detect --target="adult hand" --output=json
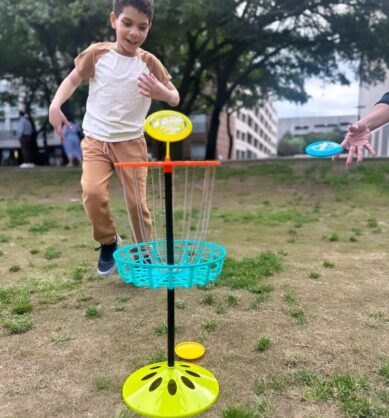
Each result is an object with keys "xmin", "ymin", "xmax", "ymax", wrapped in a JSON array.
[
  {"xmin": 333, "ymin": 122, "xmax": 376, "ymax": 167},
  {"xmin": 49, "ymin": 105, "xmax": 71, "ymax": 140},
  {"xmin": 137, "ymin": 73, "xmax": 172, "ymax": 103}
]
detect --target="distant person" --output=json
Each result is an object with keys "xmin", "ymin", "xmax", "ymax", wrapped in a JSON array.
[
  {"xmin": 62, "ymin": 118, "xmax": 83, "ymax": 167},
  {"xmin": 333, "ymin": 92, "xmax": 389, "ymax": 166},
  {"xmin": 17, "ymin": 110, "xmax": 35, "ymax": 168},
  {"xmin": 48, "ymin": 0, "xmax": 179, "ymax": 277}
]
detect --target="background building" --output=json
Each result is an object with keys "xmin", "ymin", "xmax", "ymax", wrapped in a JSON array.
[
  {"xmin": 182, "ymin": 99, "xmax": 278, "ymax": 161},
  {"xmin": 234, "ymin": 101, "xmax": 278, "ymax": 160},
  {"xmin": 278, "ymin": 114, "xmax": 357, "ymax": 143}
]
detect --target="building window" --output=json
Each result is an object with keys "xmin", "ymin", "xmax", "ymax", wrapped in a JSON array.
[{"xmin": 190, "ymin": 143, "xmax": 206, "ymax": 160}]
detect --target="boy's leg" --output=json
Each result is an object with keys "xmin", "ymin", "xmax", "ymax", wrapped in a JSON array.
[
  {"xmin": 81, "ymin": 136, "xmax": 117, "ymax": 245},
  {"xmin": 111, "ymin": 136, "xmax": 152, "ymax": 243}
]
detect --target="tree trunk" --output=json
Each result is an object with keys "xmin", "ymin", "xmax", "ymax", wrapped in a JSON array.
[
  {"xmin": 226, "ymin": 110, "xmax": 234, "ymax": 160},
  {"xmin": 205, "ymin": 104, "xmax": 223, "ymax": 160}
]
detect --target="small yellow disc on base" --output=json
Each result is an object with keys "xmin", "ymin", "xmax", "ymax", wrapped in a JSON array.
[
  {"xmin": 175, "ymin": 341, "xmax": 206, "ymax": 360},
  {"xmin": 122, "ymin": 361, "xmax": 219, "ymax": 417}
]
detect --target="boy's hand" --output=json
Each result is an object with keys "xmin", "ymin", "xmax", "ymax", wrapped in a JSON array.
[
  {"xmin": 333, "ymin": 122, "xmax": 376, "ymax": 167},
  {"xmin": 138, "ymin": 73, "xmax": 172, "ymax": 103},
  {"xmin": 49, "ymin": 105, "xmax": 71, "ymax": 140}
]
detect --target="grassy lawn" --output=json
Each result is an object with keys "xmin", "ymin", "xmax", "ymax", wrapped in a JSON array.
[{"xmin": 0, "ymin": 159, "xmax": 388, "ymax": 418}]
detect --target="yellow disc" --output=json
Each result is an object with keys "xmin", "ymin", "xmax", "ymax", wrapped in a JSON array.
[
  {"xmin": 175, "ymin": 341, "xmax": 206, "ymax": 360},
  {"xmin": 122, "ymin": 361, "xmax": 219, "ymax": 417},
  {"xmin": 144, "ymin": 110, "xmax": 192, "ymax": 143}
]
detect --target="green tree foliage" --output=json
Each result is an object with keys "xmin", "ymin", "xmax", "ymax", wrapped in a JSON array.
[{"xmin": 0, "ymin": 0, "xmax": 109, "ymax": 116}]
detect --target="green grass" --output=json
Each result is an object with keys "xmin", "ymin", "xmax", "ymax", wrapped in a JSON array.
[
  {"xmin": 289, "ymin": 308, "xmax": 307, "ymax": 325},
  {"xmin": 10, "ymin": 295, "xmax": 33, "ymax": 315},
  {"xmin": 322, "ymin": 260, "xmax": 335, "ymax": 268},
  {"xmin": 215, "ymin": 207, "xmax": 318, "ymax": 227},
  {"xmin": 203, "ymin": 319, "xmax": 217, "ymax": 332},
  {"xmin": 94, "ymin": 376, "xmax": 110, "ymax": 391},
  {"xmin": 2, "ymin": 315, "xmax": 34, "ymax": 334},
  {"xmin": 29, "ymin": 220, "xmax": 58, "ymax": 233},
  {"xmin": 308, "ymin": 271, "xmax": 320, "ymax": 279},
  {"xmin": 149, "ymin": 348, "xmax": 167, "ymax": 363},
  {"xmin": 116, "ymin": 295, "xmax": 130, "ymax": 303},
  {"xmin": 43, "ymin": 246, "xmax": 61, "ymax": 260},
  {"xmin": 0, "ymin": 234, "xmax": 9, "ymax": 243},
  {"xmin": 328, "ymin": 233, "xmax": 340, "ymax": 242},
  {"xmin": 251, "ymin": 293, "xmax": 270, "ymax": 309},
  {"xmin": 218, "ymin": 252, "xmax": 283, "ymax": 290},
  {"xmin": 226, "ymin": 295, "xmax": 238, "ymax": 306},
  {"xmin": 378, "ymin": 361, "xmax": 389, "ymax": 383},
  {"xmin": 367, "ymin": 218, "xmax": 378, "ymax": 228},
  {"xmin": 9, "ymin": 265, "xmax": 21, "ymax": 273},
  {"xmin": 255, "ymin": 336, "xmax": 271, "ymax": 352},
  {"xmin": 201, "ymin": 294, "xmax": 215, "ymax": 306},
  {"xmin": 154, "ymin": 323, "xmax": 168, "ymax": 336},
  {"xmin": 51, "ymin": 332, "xmax": 73, "ymax": 344},
  {"xmin": 215, "ymin": 303, "xmax": 226, "ymax": 314},
  {"xmin": 249, "ymin": 284, "xmax": 274, "ymax": 294},
  {"xmin": 252, "ymin": 368, "xmax": 388, "ymax": 416},
  {"xmin": 282, "ymin": 291, "xmax": 298, "ymax": 305},
  {"xmin": 85, "ymin": 305, "xmax": 102, "ymax": 318},
  {"xmin": 175, "ymin": 298, "xmax": 186, "ymax": 309},
  {"xmin": 1, "ymin": 161, "xmax": 389, "ymax": 417}
]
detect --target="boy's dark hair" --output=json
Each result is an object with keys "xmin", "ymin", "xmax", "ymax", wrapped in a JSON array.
[{"xmin": 113, "ymin": 0, "xmax": 154, "ymax": 21}]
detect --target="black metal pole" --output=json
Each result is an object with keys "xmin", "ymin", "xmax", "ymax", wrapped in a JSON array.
[{"xmin": 165, "ymin": 170, "xmax": 175, "ymax": 367}]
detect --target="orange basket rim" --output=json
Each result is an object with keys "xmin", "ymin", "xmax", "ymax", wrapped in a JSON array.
[{"xmin": 114, "ymin": 160, "xmax": 221, "ymax": 167}]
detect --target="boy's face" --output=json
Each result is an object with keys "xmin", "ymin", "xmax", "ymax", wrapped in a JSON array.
[{"xmin": 110, "ymin": 6, "xmax": 151, "ymax": 56}]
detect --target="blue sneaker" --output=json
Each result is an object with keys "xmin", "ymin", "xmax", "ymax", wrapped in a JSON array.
[{"xmin": 96, "ymin": 235, "xmax": 122, "ymax": 277}]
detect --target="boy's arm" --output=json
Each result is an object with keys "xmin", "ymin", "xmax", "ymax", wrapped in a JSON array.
[
  {"xmin": 138, "ymin": 73, "xmax": 180, "ymax": 107},
  {"xmin": 49, "ymin": 69, "xmax": 84, "ymax": 140}
]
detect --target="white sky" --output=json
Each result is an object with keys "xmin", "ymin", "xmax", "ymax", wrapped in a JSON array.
[{"xmin": 276, "ymin": 75, "xmax": 359, "ymax": 119}]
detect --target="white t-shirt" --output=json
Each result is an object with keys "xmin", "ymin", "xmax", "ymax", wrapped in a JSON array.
[{"xmin": 75, "ymin": 42, "xmax": 171, "ymax": 142}]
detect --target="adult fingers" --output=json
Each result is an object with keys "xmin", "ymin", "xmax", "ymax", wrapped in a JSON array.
[
  {"xmin": 357, "ymin": 145, "xmax": 364, "ymax": 164},
  {"xmin": 365, "ymin": 143, "xmax": 376, "ymax": 157},
  {"xmin": 346, "ymin": 145, "xmax": 356, "ymax": 167},
  {"xmin": 340, "ymin": 138, "xmax": 349, "ymax": 149},
  {"xmin": 333, "ymin": 139, "xmax": 348, "ymax": 161}
]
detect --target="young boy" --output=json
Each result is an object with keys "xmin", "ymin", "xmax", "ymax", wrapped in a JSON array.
[
  {"xmin": 49, "ymin": 0, "xmax": 179, "ymax": 276},
  {"xmin": 333, "ymin": 92, "xmax": 389, "ymax": 166}
]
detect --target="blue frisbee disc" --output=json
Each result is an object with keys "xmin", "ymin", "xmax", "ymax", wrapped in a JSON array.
[{"xmin": 305, "ymin": 140, "xmax": 343, "ymax": 158}]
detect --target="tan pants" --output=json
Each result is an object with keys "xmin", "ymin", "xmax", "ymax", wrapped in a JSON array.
[{"xmin": 81, "ymin": 136, "xmax": 152, "ymax": 245}]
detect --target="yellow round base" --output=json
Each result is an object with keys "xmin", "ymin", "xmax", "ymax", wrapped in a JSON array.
[{"xmin": 122, "ymin": 361, "xmax": 219, "ymax": 417}]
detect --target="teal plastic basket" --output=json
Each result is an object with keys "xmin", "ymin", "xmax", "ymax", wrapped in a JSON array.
[{"xmin": 114, "ymin": 240, "xmax": 226, "ymax": 289}]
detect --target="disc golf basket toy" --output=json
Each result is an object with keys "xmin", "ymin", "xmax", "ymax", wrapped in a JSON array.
[{"xmin": 113, "ymin": 110, "xmax": 226, "ymax": 417}]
